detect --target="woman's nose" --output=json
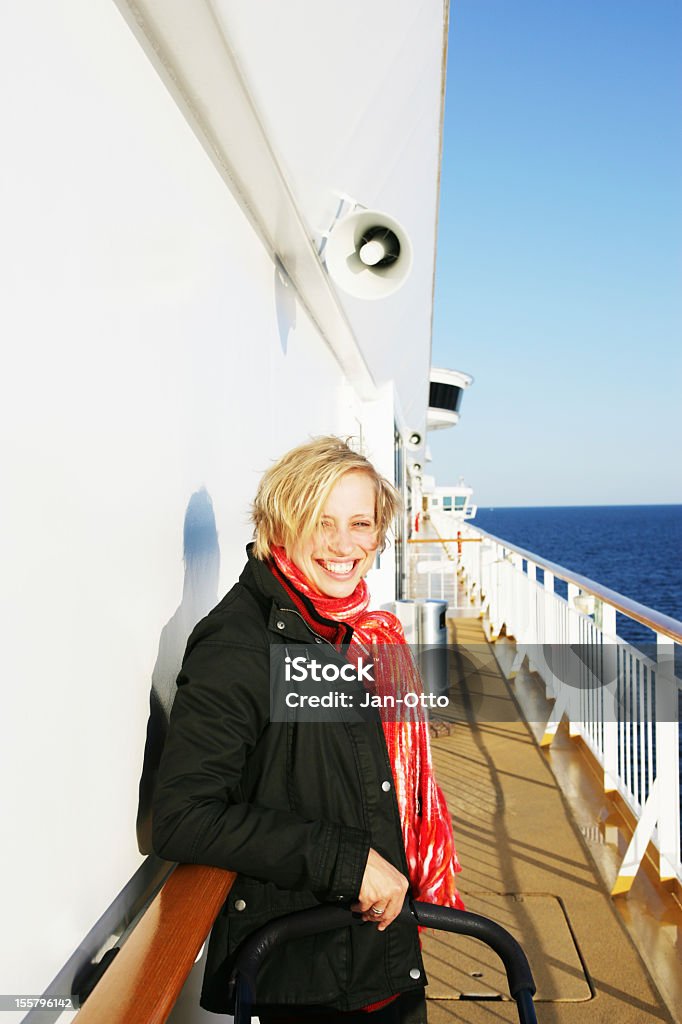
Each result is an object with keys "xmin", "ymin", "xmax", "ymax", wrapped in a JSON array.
[{"xmin": 327, "ymin": 525, "xmax": 354, "ymax": 555}]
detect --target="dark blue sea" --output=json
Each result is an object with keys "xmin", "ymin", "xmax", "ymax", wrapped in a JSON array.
[{"xmin": 472, "ymin": 505, "xmax": 682, "ymax": 648}]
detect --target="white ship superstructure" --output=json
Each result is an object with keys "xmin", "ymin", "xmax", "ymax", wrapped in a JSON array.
[{"xmin": 1, "ymin": 1, "xmax": 446, "ymax": 1018}]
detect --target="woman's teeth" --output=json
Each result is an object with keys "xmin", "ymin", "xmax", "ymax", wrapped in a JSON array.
[{"xmin": 320, "ymin": 560, "xmax": 356, "ymax": 575}]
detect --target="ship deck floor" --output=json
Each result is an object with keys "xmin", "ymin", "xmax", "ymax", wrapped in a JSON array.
[{"xmin": 423, "ymin": 615, "xmax": 678, "ymax": 1024}]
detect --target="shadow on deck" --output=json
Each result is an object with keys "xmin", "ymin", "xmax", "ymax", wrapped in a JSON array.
[{"xmin": 423, "ymin": 617, "xmax": 676, "ymax": 1024}]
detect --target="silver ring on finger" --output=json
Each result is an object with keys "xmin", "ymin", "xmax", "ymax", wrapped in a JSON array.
[{"xmin": 370, "ymin": 905, "xmax": 385, "ymax": 916}]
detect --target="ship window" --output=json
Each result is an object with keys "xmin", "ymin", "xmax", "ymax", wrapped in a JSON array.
[
  {"xmin": 431, "ymin": 498, "xmax": 439, "ymax": 506},
  {"xmin": 454, "ymin": 496, "xmax": 466, "ymax": 509},
  {"xmin": 443, "ymin": 497, "xmax": 453, "ymax": 509},
  {"xmin": 429, "ymin": 382, "xmax": 464, "ymax": 413}
]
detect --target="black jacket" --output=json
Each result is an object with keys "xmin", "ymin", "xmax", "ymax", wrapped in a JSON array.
[{"xmin": 152, "ymin": 546, "xmax": 426, "ymax": 1013}]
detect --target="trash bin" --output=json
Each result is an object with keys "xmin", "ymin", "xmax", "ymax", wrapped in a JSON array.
[
  {"xmin": 417, "ymin": 598, "xmax": 449, "ymax": 697},
  {"xmin": 384, "ymin": 599, "xmax": 418, "ymax": 644}
]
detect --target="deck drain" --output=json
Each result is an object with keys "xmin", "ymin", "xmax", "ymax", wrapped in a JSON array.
[
  {"xmin": 459, "ymin": 994, "xmax": 503, "ymax": 1001},
  {"xmin": 422, "ymin": 892, "xmax": 592, "ymax": 1003}
]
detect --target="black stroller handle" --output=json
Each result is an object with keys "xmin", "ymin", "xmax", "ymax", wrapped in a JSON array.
[{"xmin": 228, "ymin": 898, "xmax": 538, "ymax": 1024}]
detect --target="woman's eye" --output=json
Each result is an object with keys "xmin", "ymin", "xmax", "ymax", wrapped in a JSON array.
[{"xmin": 319, "ymin": 519, "xmax": 374, "ymax": 530}]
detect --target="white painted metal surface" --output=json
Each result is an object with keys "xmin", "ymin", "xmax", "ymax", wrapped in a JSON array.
[
  {"xmin": 208, "ymin": 0, "xmax": 449, "ymax": 442},
  {"xmin": 112, "ymin": 0, "xmax": 378, "ymax": 404},
  {"xmin": 1, "ymin": 0, "xmax": 447, "ymax": 1009}
]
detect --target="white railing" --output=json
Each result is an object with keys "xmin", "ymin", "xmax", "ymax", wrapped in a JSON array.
[
  {"xmin": 407, "ymin": 515, "xmax": 481, "ymax": 606},
  {"xmin": 454, "ymin": 521, "xmax": 682, "ymax": 894},
  {"xmin": 410, "ymin": 550, "xmax": 457, "ymax": 601}
]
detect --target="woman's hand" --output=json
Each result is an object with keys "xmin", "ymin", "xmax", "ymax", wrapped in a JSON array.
[{"xmin": 352, "ymin": 847, "xmax": 409, "ymax": 931}]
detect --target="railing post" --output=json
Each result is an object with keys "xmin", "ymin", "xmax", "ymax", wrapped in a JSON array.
[
  {"xmin": 567, "ymin": 583, "xmax": 579, "ymax": 639},
  {"xmin": 509, "ymin": 553, "xmax": 524, "ymax": 639},
  {"xmin": 481, "ymin": 539, "xmax": 498, "ymax": 639},
  {"xmin": 655, "ymin": 632, "xmax": 681, "ymax": 882},
  {"xmin": 477, "ymin": 530, "xmax": 484, "ymax": 603},
  {"xmin": 600, "ymin": 603, "xmax": 619, "ymax": 794},
  {"xmin": 522, "ymin": 565, "xmax": 532, "ymax": 634},
  {"xmin": 539, "ymin": 571, "xmax": 568, "ymax": 748},
  {"xmin": 544, "ymin": 570, "xmax": 555, "ymax": 633},
  {"xmin": 543, "ymin": 570, "xmax": 555, "ymax": 695},
  {"xmin": 524, "ymin": 562, "xmax": 539, "ymax": 674},
  {"xmin": 505, "ymin": 555, "xmax": 528, "ymax": 680},
  {"xmin": 566, "ymin": 583, "xmax": 581, "ymax": 738},
  {"xmin": 497, "ymin": 544, "xmax": 510, "ymax": 640}
]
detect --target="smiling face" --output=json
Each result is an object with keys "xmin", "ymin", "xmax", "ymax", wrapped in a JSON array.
[{"xmin": 287, "ymin": 471, "xmax": 379, "ymax": 598}]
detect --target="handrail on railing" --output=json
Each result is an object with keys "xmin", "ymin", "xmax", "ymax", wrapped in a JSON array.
[
  {"xmin": 407, "ymin": 537, "xmax": 482, "ymax": 543},
  {"xmin": 74, "ymin": 864, "xmax": 234, "ymax": 1024},
  {"xmin": 412, "ymin": 518, "xmax": 461, "ymax": 562},
  {"xmin": 464, "ymin": 524, "xmax": 682, "ymax": 644}
]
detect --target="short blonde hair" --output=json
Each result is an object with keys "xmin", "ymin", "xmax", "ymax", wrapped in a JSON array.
[{"xmin": 252, "ymin": 436, "xmax": 402, "ymax": 560}]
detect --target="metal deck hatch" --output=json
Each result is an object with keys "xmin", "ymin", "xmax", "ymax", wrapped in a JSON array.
[{"xmin": 422, "ymin": 893, "xmax": 592, "ymax": 1003}]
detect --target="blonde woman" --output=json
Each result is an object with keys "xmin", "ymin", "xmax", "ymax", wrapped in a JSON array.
[{"xmin": 153, "ymin": 437, "xmax": 463, "ymax": 1023}]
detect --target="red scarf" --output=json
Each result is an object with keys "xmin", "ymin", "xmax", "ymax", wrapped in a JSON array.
[{"xmin": 270, "ymin": 547, "xmax": 464, "ymax": 911}]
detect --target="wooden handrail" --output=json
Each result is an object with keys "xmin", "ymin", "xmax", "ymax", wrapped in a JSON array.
[
  {"xmin": 414, "ymin": 520, "xmax": 456, "ymax": 561},
  {"xmin": 75, "ymin": 865, "xmax": 235, "ymax": 1024},
  {"xmin": 407, "ymin": 537, "xmax": 482, "ymax": 543}
]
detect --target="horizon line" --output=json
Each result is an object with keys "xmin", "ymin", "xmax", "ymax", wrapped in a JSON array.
[{"xmin": 472, "ymin": 502, "xmax": 682, "ymax": 510}]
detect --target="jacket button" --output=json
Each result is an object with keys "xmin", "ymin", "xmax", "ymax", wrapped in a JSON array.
[
  {"xmin": 234, "ymin": 899, "xmax": 247, "ymax": 912},
  {"xmin": 409, "ymin": 968, "xmax": 421, "ymax": 980},
  {"xmin": 276, "ymin": 620, "xmax": 285, "ymax": 630},
  {"xmin": 314, "ymin": 637, "xmax": 322, "ymax": 643},
  {"xmin": 381, "ymin": 780, "xmax": 391, "ymax": 792}
]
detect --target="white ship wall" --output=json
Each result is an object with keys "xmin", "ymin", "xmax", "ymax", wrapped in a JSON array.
[
  {"xmin": 0, "ymin": 0, "xmax": 397, "ymax": 1007},
  {"xmin": 211, "ymin": 0, "xmax": 447, "ymax": 439}
]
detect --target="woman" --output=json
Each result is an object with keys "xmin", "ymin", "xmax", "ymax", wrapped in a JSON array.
[{"xmin": 153, "ymin": 437, "xmax": 463, "ymax": 1022}]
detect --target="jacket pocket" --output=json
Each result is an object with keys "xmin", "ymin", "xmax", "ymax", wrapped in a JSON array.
[{"xmin": 218, "ymin": 877, "xmax": 350, "ymax": 1008}]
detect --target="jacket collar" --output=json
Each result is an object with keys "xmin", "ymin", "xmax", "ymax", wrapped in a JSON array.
[{"xmin": 239, "ymin": 544, "xmax": 352, "ymax": 645}]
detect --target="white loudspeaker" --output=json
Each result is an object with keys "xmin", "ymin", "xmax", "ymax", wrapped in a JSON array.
[{"xmin": 325, "ymin": 209, "xmax": 413, "ymax": 300}]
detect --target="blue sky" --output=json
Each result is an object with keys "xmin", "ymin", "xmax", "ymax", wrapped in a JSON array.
[{"xmin": 429, "ymin": 0, "xmax": 682, "ymax": 506}]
